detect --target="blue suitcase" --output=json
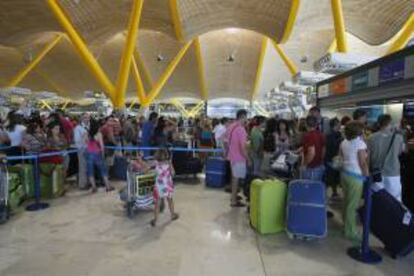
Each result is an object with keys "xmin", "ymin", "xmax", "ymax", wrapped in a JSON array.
[
  {"xmin": 287, "ymin": 180, "xmax": 327, "ymax": 239},
  {"xmin": 364, "ymin": 189, "xmax": 414, "ymax": 258},
  {"xmin": 205, "ymin": 157, "xmax": 229, "ymax": 188}
]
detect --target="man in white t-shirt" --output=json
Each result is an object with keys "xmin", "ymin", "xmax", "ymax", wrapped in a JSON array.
[
  {"xmin": 73, "ymin": 113, "xmax": 90, "ymax": 189},
  {"xmin": 213, "ymin": 118, "xmax": 228, "ymax": 149}
]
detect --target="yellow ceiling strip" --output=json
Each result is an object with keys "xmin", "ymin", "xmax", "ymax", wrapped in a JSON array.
[
  {"xmin": 169, "ymin": 0, "xmax": 185, "ymax": 42},
  {"xmin": 7, "ymin": 34, "xmax": 63, "ymax": 87},
  {"xmin": 113, "ymin": 0, "xmax": 144, "ymax": 108},
  {"xmin": 386, "ymin": 13, "xmax": 414, "ymax": 55},
  {"xmin": 279, "ymin": 0, "xmax": 300, "ymax": 44},
  {"xmin": 194, "ymin": 38, "xmax": 208, "ymax": 101},
  {"xmin": 251, "ymin": 38, "xmax": 268, "ymax": 101}
]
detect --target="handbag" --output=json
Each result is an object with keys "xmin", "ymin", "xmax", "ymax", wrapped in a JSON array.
[{"xmin": 371, "ymin": 132, "xmax": 396, "ymax": 183}]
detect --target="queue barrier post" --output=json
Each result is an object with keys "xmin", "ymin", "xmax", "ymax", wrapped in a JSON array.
[
  {"xmin": 347, "ymin": 177, "xmax": 382, "ymax": 264},
  {"xmin": 26, "ymin": 155, "xmax": 50, "ymax": 211}
]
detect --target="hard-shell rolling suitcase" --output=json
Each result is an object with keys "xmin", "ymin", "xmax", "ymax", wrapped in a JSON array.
[
  {"xmin": 205, "ymin": 157, "xmax": 229, "ymax": 188},
  {"xmin": 0, "ymin": 161, "xmax": 9, "ymax": 223},
  {"xmin": 287, "ymin": 180, "xmax": 327, "ymax": 239},
  {"xmin": 39, "ymin": 164, "xmax": 65, "ymax": 199},
  {"xmin": 367, "ymin": 189, "xmax": 414, "ymax": 258},
  {"xmin": 250, "ymin": 179, "xmax": 287, "ymax": 234}
]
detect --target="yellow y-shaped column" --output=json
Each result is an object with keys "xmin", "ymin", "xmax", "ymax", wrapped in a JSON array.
[
  {"xmin": 8, "ymin": 34, "xmax": 63, "ymax": 87},
  {"xmin": 331, "ymin": 0, "xmax": 348, "ymax": 52},
  {"xmin": 113, "ymin": 0, "xmax": 144, "ymax": 108},
  {"xmin": 143, "ymin": 41, "xmax": 193, "ymax": 107},
  {"xmin": 386, "ymin": 13, "xmax": 414, "ymax": 55},
  {"xmin": 46, "ymin": 0, "xmax": 115, "ymax": 101}
]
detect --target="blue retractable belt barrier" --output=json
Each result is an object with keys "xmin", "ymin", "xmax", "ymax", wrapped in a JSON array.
[
  {"xmin": 104, "ymin": 145, "xmax": 223, "ymax": 153},
  {"xmin": 347, "ymin": 177, "xmax": 382, "ymax": 264}
]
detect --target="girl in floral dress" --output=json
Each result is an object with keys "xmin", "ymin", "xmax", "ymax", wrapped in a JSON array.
[{"xmin": 151, "ymin": 149, "xmax": 179, "ymax": 227}]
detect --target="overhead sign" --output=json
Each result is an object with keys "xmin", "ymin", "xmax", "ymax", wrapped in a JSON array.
[
  {"xmin": 330, "ymin": 78, "xmax": 347, "ymax": 95},
  {"xmin": 379, "ymin": 58, "xmax": 405, "ymax": 84},
  {"xmin": 318, "ymin": 84, "xmax": 329, "ymax": 98},
  {"xmin": 351, "ymin": 71, "xmax": 369, "ymax": 90}
]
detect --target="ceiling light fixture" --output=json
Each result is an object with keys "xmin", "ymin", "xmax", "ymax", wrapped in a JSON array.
[
  {"xmin": 157, "ymin": 54, "xmax": 164, "ymax": 62},
  {"xmin": 227, "ymin": 54, "xmax": 235, "ymax": 62}
]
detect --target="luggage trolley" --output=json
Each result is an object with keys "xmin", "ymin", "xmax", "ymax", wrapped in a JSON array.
[
  {"xmin": 0, "ymin": 158, "xmax": 9, "ymax": 224},
  {"xmin": 270, "ymin": 151, "xmax": 300, "ymax": 181},
  {"xmin": 126, "ymin": 163, "xmax": 156, "ymax": 218}
]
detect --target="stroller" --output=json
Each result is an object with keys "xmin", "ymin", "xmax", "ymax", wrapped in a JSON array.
[{"xmin": 270, "ymin": 151, "xmax": 300, "ymax": 181}]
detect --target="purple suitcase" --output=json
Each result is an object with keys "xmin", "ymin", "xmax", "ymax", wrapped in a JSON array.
[{"xmin": 287, "ymin": 180, "xmax": 327, "ymax": 239}]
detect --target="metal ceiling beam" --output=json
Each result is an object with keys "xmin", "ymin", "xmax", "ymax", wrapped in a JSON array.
[
  {"xmin": 143, "ymin": 41, "xmax": 193, "ymax": 107},
  {"xmin": 331, "ymin": 0, "xmax": 348, "ymax": 52},
  {"xmin": 386, "ymin": 13, "xmax": 414, "ymax": 55},
  {"xmin": 7, "ymin": 34, "xmax": 63, "ymax": 87},
  {"xmin": 251, "ymin": 37, "xmax": 268, "ymax": 101},
  {"xmin": 113, "ymin": 0, "xmax": 144, "ymax": 109},
  {"xmin": 270, "ymin": 40, "xmax": 298, "ymax": 76},
  {"xmin": 194, "ymin": 38, "xmax": 208, "ymax": 101},
  {"xmin": 279, "ymin": 0, "xmax": 300, "ymax": 44},
  {"xmin": 188, "ymin": 101, "xmax": 204, "ymax": 117},
  {"xmin": 169, "ymin": 0, "xmax": 185, "ymax": 42},
  {"xmin": 131, "ymin": 56, "xmax": 147, "ymax": 104},
  {"xmin": 46, "ymin": 0, "xmax": 116, "ymax": 101}
]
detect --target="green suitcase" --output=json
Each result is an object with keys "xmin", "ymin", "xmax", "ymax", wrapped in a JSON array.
[
  {"xmin": 8, "ymin": 164, "xmax": 35, "ymax": 198},
  {"xmin": 8, "ymin": 173, "xmax": 26, "ymax": 211},
  {"xmin": 250, "ymin": 179, "xmax": 287, "ymax": 234},
  {"xmin": 39, "ymin": 163, "xmax": 65, "ymax": 199}
]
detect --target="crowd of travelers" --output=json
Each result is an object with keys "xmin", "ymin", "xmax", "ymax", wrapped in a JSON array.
[{"xmin": 0, "ymin": 106, "xmax": 413, "ymax": 235}]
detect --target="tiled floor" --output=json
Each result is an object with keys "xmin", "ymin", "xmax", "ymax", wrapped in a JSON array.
[{"xmin": 0, "ymin": 179, "xmax": 413, "ymax": 276}]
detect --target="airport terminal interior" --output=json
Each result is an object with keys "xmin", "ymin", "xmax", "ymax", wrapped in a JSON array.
[{"xmin": 0, "ymin": 0, "xmax": 414, "ymax": 275}]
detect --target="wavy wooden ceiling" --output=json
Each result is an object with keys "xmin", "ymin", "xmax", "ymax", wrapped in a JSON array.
[{"xmin": 0, "ymin": 0, "xmax": 412, "ymax": 102}]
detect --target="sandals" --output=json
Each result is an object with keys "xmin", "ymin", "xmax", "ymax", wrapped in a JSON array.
[
  {"xmin": 150, "ymin": 219, "xmax": 156, "ymax": 227},
  {"xmin": 171, "ymin": 213, "xmax": 179, "ymax": 221},
  {"xmin": 231, "ymin": 201, "xmax": 246, "ymax": 208},
  {"xmin": 106, "ymin": 186, "xmax": 115, "ymax": 192}
]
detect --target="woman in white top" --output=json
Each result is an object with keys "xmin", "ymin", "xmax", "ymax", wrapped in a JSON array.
[
  {"xmin": 339, "ymin": 121, "xmax": 369, "ymax": 242},
  {"xmin": 6, "ymin": 112, "xmax": 26, "ymax": 147}
]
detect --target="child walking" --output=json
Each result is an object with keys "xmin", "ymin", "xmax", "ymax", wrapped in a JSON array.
[{"xmin": 151, "ymin": 149, "xmax": 179, "ymax": 226}]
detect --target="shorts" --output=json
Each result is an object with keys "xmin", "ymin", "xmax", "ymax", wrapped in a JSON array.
[
  {"xmin": 231, "ymin": 161, "xmax": 247, "ymax": 179},
  {"xmin": 86, "ymin": 152, "xmax": 108, "ymax": 178}
]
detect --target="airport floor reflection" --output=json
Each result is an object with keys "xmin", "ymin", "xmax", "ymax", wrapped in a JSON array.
[{"xmin": 0, "ymin": 179, "xmax": 413, "ymax": 276}]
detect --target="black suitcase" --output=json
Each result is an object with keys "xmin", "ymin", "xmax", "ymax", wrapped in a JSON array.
[
  {"xmin": 364, "ymin": 189, "xmax": 414, "ymax": 258},
  {"xmin": 172, "ymin": 141, "xmax": 202, "ymax": 176},
  {"xmin": 401, "ymin": 151, "xmax": 414, "ymax": 212}
]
